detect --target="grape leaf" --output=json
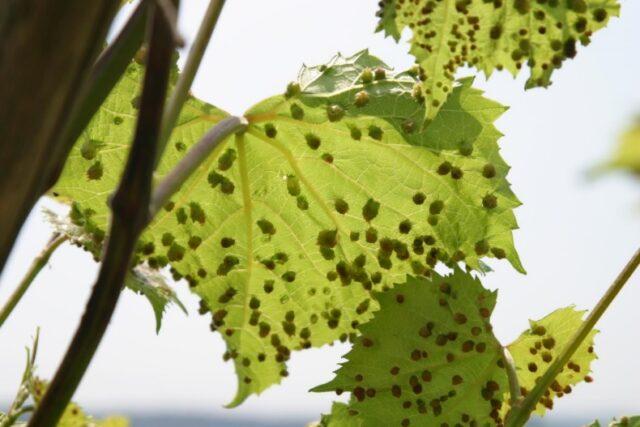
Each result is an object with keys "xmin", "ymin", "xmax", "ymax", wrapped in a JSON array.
[
  {"xmin": 600, "ymin": 118, "xmax": 640, "ymax": 176},
  {"xmin": 313, "ymin": 272, "xmax": 598, "ymax": 424},
  {"xmin": 50, "ymin": 50, "xmax": 523, "ymax": 405},
  {"xmin": 376, "ymin": 0, "xmax": 619, "ymax": 117},
  {"xmin": 318, "ymin": 402, "xmax": 364, "ymax": 427},
  {"xmin": 506, "ymin": 306, "xmax": 597, "ymax": 415},
  {"xmin": 313, "ymin": 270, "xmax": 510, "ymax": 426},
  {"xmin": 43, "ymin": 210, "xmax": 187, "ymax": 333},
  {"xmin": 587, "ymin": 417, "xmax": 640, "ymax": 427}
]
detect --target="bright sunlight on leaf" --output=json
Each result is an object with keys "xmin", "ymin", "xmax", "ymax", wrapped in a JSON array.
[{"xmin": 49, "ymin": 50, "xmax": 523, "ymax": 406}]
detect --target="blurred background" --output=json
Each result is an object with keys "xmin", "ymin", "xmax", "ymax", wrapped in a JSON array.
[{"xmin": 1, "ymin": 1, "xmax": 639, "ymax": 425}]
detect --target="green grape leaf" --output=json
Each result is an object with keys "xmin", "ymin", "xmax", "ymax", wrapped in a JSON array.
[
  {"xmin": 376, "ymin": 0, "xmax": 619, "ymax": 117},
  {"xmin": 587, "ymin": 417, "xmax": 640, "ymax": 427},
  {"xmin": 43, "ymin": 210, "xmax": 187, "ymax": 333},
  {"xmin": 313, "ymin": 270, "xmax": 510, "ymax": 426},
  {"xmin": 600, "ymin": 118, "xmax": 640, "ymax": 176},
  {"xmin": 313, "ymin": 273, "xmax": 598, "ymax": 424},
  {"xmin": 506, "ymin": 307, "xmax": 597, "ymax": 415},
  {"xmin": 31, "ymin": 379, "xmax": 129, "ymax": 427},
  {"xmin": 318, "ymin": 402, "xmax": 364, "ymax": 427},
  {"xmin": 50, "ymin": 50, "xmax": 523, "ymax": 405}
]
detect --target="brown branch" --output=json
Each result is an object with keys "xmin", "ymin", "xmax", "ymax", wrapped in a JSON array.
[
  {"xmin": 0, "ymin": 0, "xmax": 121, "ymax": 277},
  {"xmin": 26, "ymin": 3, "xmax": 178, "ymax": 426},
  {"xmin": 43, "ymin": 1, "xmax": 150, "ymax": 192}
]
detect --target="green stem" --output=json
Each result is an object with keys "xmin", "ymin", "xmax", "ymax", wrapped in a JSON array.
[
  {"xmin": 506, "ymin": 247, "xmax": 640, "ymax": 427},
  {"xmin": 0, "ymin": 235, "xmax": 67, "ymax": 329},
  {"xmin": 156, "ymin": 0, "xmax": 227, "ymax": 164}
]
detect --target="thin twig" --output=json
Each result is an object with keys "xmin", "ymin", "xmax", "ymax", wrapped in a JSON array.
[
  {"xmin": 26, "ymin": 3, "xmax": 178, "ymax": 426},
  {"xmin": 148, "ymin": 115, "xmax": 247, "ymax": 218},
  {"xmin": 506, "ymin": 247, "xmax": 640, "ymax": 427},
  {"xmin": 0, "ymin": 235, "xmax": 67, "ymax": 329},
  {"xmin": 156, "ymin": 0, "xmax": 227, "ymax": 164}
]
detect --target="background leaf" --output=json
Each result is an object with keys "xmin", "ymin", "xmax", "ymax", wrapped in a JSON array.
[
  {"xmin": 599, "ymin": 118, "xmax": 640, "ymax": 176},
  {"xmin": 376, "ymin": 0, "xmax": 619, "ymax": 117}
]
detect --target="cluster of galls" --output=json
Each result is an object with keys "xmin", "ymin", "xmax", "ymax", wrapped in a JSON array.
[
  {"xmin": 335, "ymin": 277, "xmax": 504, "ymax": 426},
  {"xmin": 520, "ymin": 323, "xmax": 593, "ymax": 410}
]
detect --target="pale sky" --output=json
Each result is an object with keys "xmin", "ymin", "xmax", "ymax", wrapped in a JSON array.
[{"xmin": 1, "ymin": 0, "xmax": 640, "ymax": 424}]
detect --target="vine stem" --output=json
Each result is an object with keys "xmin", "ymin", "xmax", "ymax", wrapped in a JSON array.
[
  {"xmin": 506, "ymin": 247, "xmax": 640, "ymax": 427},
  {"xmin": 148, "ymin": 115, "xmax": 248, "ymax": 218},
  {"xmin": 0, "ymin": 235, "xmax": 67, "ymax": 329},
  {"xmin": 156, "ymin": 0, "xmax": 227, "ymax": 163},
  {"xmin": 26, "ymin": 3, "xmax": 177, "ymax": 426}
]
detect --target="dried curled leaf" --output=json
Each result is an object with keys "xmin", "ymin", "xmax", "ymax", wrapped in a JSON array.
[
  {"xmin": 313, "ymin": 270, "xmax": 510, "ymax": 426},
  {"xmin": 125, "ymin": 265, "xmax": 188, "ymax": 333},
  {"xmin": 314, "ymin": 273, "xmax": 598, "ymax": 425},
  {"xmin": 506, "ymin": 307, "xmax": 598, "ymax": 415},
  {"xmin": 50, "ymin": 50, "xmax": 523, "ymax": 405},
  {"xmin": 44, "ymin": 210, "xmax": 186, "ymax": 333},
  {"xmin": 377, "ymin": 0, "xmax": 619, "ymax": 117}
]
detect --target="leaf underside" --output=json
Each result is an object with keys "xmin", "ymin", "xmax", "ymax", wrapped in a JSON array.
[
  {"xmin": 506, "ymin": 306, "xmax": 597, "ymax": 415},
  {"xmin": 315, "ymin": 272, "xmax": 597, "ymax": 426},
  {"xmin": 50, "ymin": 50, "xmax": 523, "ymax": 405},
  {"xmin": 314, "ymin": 270, "xmax": 509, "ymax": 426},
  {"xmin": 376, "ymin": 0, "xmax": 619, "ymax": 117}
]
